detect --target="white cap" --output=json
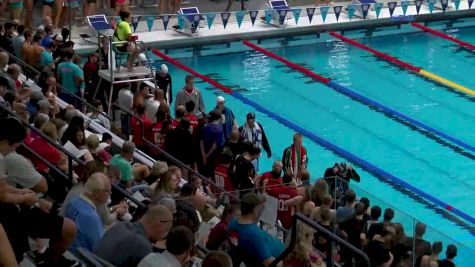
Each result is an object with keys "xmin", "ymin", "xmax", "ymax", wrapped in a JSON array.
[
  {"xmin": 216, "ymin": 96, "xmax": 225, "ymax": 104},
  {"xmin": 160, "ymin": 64, "xmax": 168, "ymax": 73}
]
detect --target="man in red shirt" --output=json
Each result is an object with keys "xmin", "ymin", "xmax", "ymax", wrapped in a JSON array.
[
  {"xmin": 169, "ymin": 105, "xmax": 185, "ymax": 130},
  {"xmin": 214, "ymin": 150, "xmax": 237, "ymax": 201},
  {"xmin": 258, "ymin": 160, "xmax": 283, "ymax": 191},
  {"xmin": 131, "ymin": 105, "xmax": 152, "ymax": 153},
  {"xmin": 266, "ymin": 173, "xmax": 298, "ymax": 230},
  {"xmin": 206, "ymin": 204, "xmax": 239, "ymax": 251}
]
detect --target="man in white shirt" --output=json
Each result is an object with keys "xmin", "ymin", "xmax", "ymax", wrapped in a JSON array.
[
  {"xmin": 145, "ymin": 88, "xmax": 165, "ymax": 122},
  {"xmin": 117, "ymin": 85, "xmax": 133, "ymax": 137}
]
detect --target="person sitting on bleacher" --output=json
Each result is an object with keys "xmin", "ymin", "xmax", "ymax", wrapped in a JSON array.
[
  {"xmin": 228, "ymin": 192, "xmax": 285, "ymax": 267},
  {"xmin": 113, "ymin": 11, "xmax": 140, "ymax": 72},
  {"xmin": 94, "ymin": 204, "xmax": 174, "ymax": 267}
]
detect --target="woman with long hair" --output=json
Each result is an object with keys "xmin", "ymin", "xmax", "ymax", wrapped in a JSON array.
[{"xmin": 151, "ymin": 169, "xmax": 178, "ymax": 202}]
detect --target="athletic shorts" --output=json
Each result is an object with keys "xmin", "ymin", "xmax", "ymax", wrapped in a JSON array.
[
  {"xmin": 116, "ymin": 44, "xmax": 128, "ymax": 52},
  {"xmin": 43, "ymin": 0, "xmax": 55, "ymax": 7},
  {"xmin": 64, "ymin": 0, "xmax": 80, "ymax": 8}
]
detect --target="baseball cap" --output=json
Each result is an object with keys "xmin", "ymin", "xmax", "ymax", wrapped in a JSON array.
[
  {"xmin": 216, "ymin": 96, "xmax": 225, "ymax": 104},
  {"xmin": 246, "ymin": 112, "xmax": 256, "ymax": 120}
]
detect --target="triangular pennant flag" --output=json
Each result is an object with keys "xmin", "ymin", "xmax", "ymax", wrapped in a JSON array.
[
  {"xmin": 361, "ymin": 4, "xmax": 370, "ymax": 19},
  {"xmin": 428, "ymin": 0, "xmax": 435, "ymax": 13},
  {"xmin": 401, "ymin": 1, "xmax": 409, "ymax": 15},
  {"xmin": 441, "ymin": 0, "xmax": 449, "ymax": 11},
  {"xmin": 388, "ymin": 2, "xmax": 397, "ymax": 17},
  {"xmin": 206, "ymin": 13, "xmax": 216, "ymax": 29},
  {"xmin": 454, "ymin": 0, "xmax": 461, "ymax": 10},
  {"xmin": 292, "ymin": 9, "xmax": 301, "ymax": 24},
  {"xmin": 145, "ymin": 15, "xmax": 155, "ymax": 32},
  {"xmin": 221, "ymin": 12, "xmax": 231, "ymax": 29},
  {"xmin": 374, "ymin": 2, "xmax": 383, "ymax": 18},
  {"xmin": 320, "ymin": 6, "xmax": 330, "ymax": 22},
  {"xmin": 333, "ymin": 6, "xmax": 342, "ymax": 21},
  {"xmin": 177, "ymin": 14, "xmax": 184, "ymax": 30},
  {"xmin": 264, "ymin": 9, "xmax": 273, "ymax": 24},
  {"xmin": 469, "ymin": 0, "xmax": 474, "ymax": 9},
  {"xmin": 347, "ymin": 4, "xmax": 356, "ymax": 20},
  {"xmin": 235, "ymin": 11, "xmax": 245, "ymax": 28},
  {"xmin": 161, "ymin": 15, "xmax": 170, "ymax": 30},
  {"xmin": 306, "ymin": 7, "xmax": 316, "ymax": 23},
  {"xmin": 249, "ymin": 11, "xmax": 258, "ymax": 26},
  {"xmin": 131, "ymin": 16, "xmax": 140, "ymax": 32},
  {"xmin": 278, "ymin": 9, "xmax": 287, "ymax": 25},
  {"xmin": 415, "ymin": 0, "xmax": 423, "ymax": 14},
  {"xmin": 192, "ymin": 14, "xmax": 201, "ymax": 29}
]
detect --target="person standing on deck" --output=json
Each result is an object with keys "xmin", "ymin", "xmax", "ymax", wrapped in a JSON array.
[
  {"xmin": 175, "ymin": 75, "xmax": 205, "ymax": 116},
  {"xmin": 214, "ymin": 96, "xmax": 237, "ymax": 141},
  {"xmin": 282, "ymin": 133, "xmax": 308, "ymax": 185},
  {"xmin": 155, "ymin": 64, "xmax": 172, "ymax": 104},
  {"xmin": 238, "ymin": 112, "xmax": 271, "ymax": 172}
]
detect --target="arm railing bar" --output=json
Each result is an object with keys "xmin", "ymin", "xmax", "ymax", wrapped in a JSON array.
[
  {"xmin": 1, "ymin": 107, "xmax": 86, "ymax": 167},
  {"xmin": 19, "ymin": 143, "xmax": 71, "ymax": 182},
  {"xmin": 270, "ymin": 213, "xmax": 371, "ymax": 267},
  {"xmin": 111, "ymin": 183, "xmax": 148, "ymax": 210},
  {"xmin": 0, "ymin": 47, "xmax": 114, "ymax": 121}
]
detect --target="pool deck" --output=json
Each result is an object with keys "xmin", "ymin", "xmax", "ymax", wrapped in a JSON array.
[{"xmin": 72, "ymin": 0, "xmax": 475, "ymax": 54}]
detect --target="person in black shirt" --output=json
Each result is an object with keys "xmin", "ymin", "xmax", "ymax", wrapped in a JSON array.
[
  {"xmin": 155, "ymin": 64, "xmax": 172, "ymax": 103},
  {"xmin": 439, "ymin": 244, "xmax": 457, "ymax": 267},
  {"xmin": 165, "ymin": 118, "xmax": 195, "ymax": 167},
  {"xmin": 223, "ymin": 128, "xmax": 243, "ymax": 161},
  {"xmin": 0, "ymin": 23, "xmax": 16, "ymax": 58},
  {"xmin": 231, "ymin": 143, "xmax": 260, "ymax": 198},
  {"xmin": 174, "ymin": 183, "xmax": 200, "ymax": 233},
  {"xmin": 367, "ymin": 226, "xmax": 394, "ymax": 267},
  {"xmin": 323, "ymin": 162, "xmax": 360, "ymax": 200}
]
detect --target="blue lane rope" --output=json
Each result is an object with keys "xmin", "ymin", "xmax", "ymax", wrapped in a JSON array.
[{"xmin": 232, "ymin": 91, "xmax": 475, "ymax": 225}]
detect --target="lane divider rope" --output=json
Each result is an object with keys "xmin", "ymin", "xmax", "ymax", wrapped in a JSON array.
[
  {"xmin": 411, "ymin": 22, "xmax": 475, "ymax": 50},
  {"xmin": 328, "ymin": 31, "xmax": 475, "ymax": 97},
  {"xmin": 151, "ymin": 48, "xmax": 475, "ymax": 225}
]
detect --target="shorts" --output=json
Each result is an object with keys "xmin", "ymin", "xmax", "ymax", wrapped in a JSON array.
[
  {"xmin": 116, "ymin": 44, "xmax": 128, "ymax": 52},
  {"xmin": 87, "ymin": 0, "xmax": 96, "ymax": 3},
  {"xmin": 0, "ymin": 204, "xmax": 64, "ymax": 261},
  {"xmin": 43, "ymin": 0, "xmax": 55, "ymax": 7},
  {"xmin": 64, "ymin": 0, "xmax": 79, "ymax": 8}
]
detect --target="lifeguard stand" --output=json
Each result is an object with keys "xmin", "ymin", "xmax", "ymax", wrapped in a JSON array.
[{"xmin": 87, "ymin": 15, "xmax": 158, "ymax": 115}]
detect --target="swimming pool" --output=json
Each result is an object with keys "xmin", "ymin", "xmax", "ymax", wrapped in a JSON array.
[{"xmin": 151, "ymin": 19, "xmax": 475, "ymax": 265}]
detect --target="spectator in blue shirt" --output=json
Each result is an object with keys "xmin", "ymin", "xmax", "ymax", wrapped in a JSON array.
[
  {"xmin": 200, "ymin": 110, "xmax": 224, "ymax": 177},
  {"xmin": 64, "ymin": 172, "xmax": 111, "ymax": 253},
  {"xmin": 39, "ymin": 42, "xmax": 56, "ymax": 73},
  {"xmin": 40, "ymin": 25, "xmax": 54, "ymax": 48},
  {"xmin": 57, "ymin": 49, "xmax": 84, "ymax": 108},
  {"xmin": 228, "ymin": 192, "xmax": 285, "ymax": 266}
]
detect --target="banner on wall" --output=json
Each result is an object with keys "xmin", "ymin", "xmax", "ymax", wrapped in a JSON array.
[
  {"xmin": 206, "ymin": 13, "xmax": 216, "ymax": 29},
  {"xmin": 278, "ymin": 10, "xmax": 287, "ymax": 25},
  {"xmin": 454, "ymin": 0, "xmax": 461, "ymax": 10},
  {"xmin": 177, "ymin": 14, "xmax": 184, "ymax": 30},
  {"xmin": 347, "ymin": 4, "xmax": 356, "ymax": 20},
  {"xmin": 306, "ymin": 7, "xmax": 316, "ymax": 23},
  {"xmin": 441, "ymin": 0, "xmax": 449, "ymax": 12},
  {"xmin": 320, "ymin": 6, "xmax": 330, "ymax": 22},
  {"xmin": 131, "ymin": 16, "xmax": 140, "ymax": 32},
  {"xmin": 249, "ymin": 11, "xmax": 258, "ymax": 26},
  {"xmin": 428, "ymin": 0, "xmax": 435, "ymax": 13},
  {"xmin": 401, "ymin": 1, "xmax": 409, "ymax": 15},
  {"xmin": 361, "ymin": 4, "xmax": 370, "ymax": 19},
  {"xmin": 415, "ymin": 0, "xmax": 423, "ymax": 14},
  {"xmin": 291, "ymin": 9, "xmax": 301, "ymax": 24},
  {"xmin": 333, "ymin": 6, "xmax": 342, "ymax": 21},
  {"xmin": 161, "ymin": 15, "xmax": 170, "ymax": 30},
  {"xmin": 265, "ymin": 9, "xmax": 273, "ymax": 23},
  {"xmin": 469, "ymin": 0, "xmax": 474, "ymax": 9},
  {"xmin": 145, "ymin": 15, "xmax": 155, "ymax": 31},
  {"xmin": 221, "ymin": 12, "xmax": 231, "ymax": 29},
  {"xmin": 235, "ymin": 11, "xmax": 245, "ymax": 27},
  {"xmin": 374, "ymin": 2, "xmax": 383, "ymax": 18},
  {"xmin": 388, "ymin": 2, "xmax": 397, "ymax": 17}
]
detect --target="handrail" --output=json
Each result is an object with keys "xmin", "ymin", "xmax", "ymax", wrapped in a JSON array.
[
  {"xmin": 0, "ymin": 47, "xmax": 114, "ymax": 121},
  {"xmin": 111, "ymin": 183, "xmax": 148, "ymax": 210},
  {"xmin": 19, "ymin": 143, "xmax": 71, "ymax": 182},
  {"xmin": 271, "ymin": 213, "xmax": 371, "ymax": 267}
]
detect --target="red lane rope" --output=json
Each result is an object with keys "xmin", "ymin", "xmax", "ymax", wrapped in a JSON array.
[
  {"xmin": 329, "ymin": 32, "xmax": 422, "ymax": 73},
  {"xmin": 411, "ymin": 22, "xmax": 475, "ymax": 50},
  {"xmin": 242, "ymin": 40, "xmax": 331, "ymax": 84},
  {"xmin": 151, "ymin": 48, "xmax": 234, "ymax": 94}
]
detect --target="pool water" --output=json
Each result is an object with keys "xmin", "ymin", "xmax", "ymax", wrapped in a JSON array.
[{"xmin": 151, "ymin": 21, "xmax": 475, "ymax": 265}]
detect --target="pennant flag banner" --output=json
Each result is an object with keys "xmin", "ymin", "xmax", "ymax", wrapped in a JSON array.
[
  {"xmin": 374, "ymin": 2, "xmax": 383, "ymax": 18},
  {"xmin": 454, "ymin": 0, "xmax": 461, "ymax": 10},
  {"xmin": 428, "ymin": 0, "xmax": 435, "ymax": 13},
  {"xmin": 469, "ymin": 0, "xmax": 474, "ymax": 9},
  {"xmin": 401, "ymin": 1, "xmax": 409, "ymax": 15},
  {"xmin": 320, "ymin": 6, "xmax": 330, "ymax": 22},
  {"xmin": 306, "ymin": 7, "xmax": 316, "ymax": 23},
  {"xmin": 441, "ymin": 0, "xmax": 449, "ymax": 11},
  {"xmin": 193, "ymin": 14, "xmax": 201, "ymax": 27},
  {"xmin": 265, "ymin": 9, "xmax": 273, "ymax": 24},
  {"xmin": 161, "ymin": 15, "xmax": 170, "ymax": 30},
  {"xmin": 235, "ymin": 11, "xmax": 245, "ymax": 28},
  {"xmin": 361, "ymin": 4, "xmax": 370, "ymax": 19},
  {"xmin": 206, "ymin": 13, "xmax": 216, "ymax": 29},
  {"xmin": 333, "ymin": 6, "xmax": 342, "ymax": 21},
  {"xmin": 292, "ymin": 8, "xmax": 301, "ymax": 24},
  {"xmin": 388, "ymin": 2, "xmax": 397, "ymax": 17},
  {"xmin": 131, "ymin": 16, "xmax": 140, "ymax": 32},
  {"xmin": 145, "ymin": 15, "xmax": 155, "ymax": 32},
  {"xmin": 249, "ymin": 11, "xmax": 258, "ymax": 26},
  {"xmin": 177, "ymin": 14, "xmax": 184, "ymax": 30},
  {"xmin": 415, "ymin": 0, "xmax": 423, "ymax": 13},
  {"xmin": 278, "ymin": 10, "xmax": 287, "ymax": 25},
  {"xmin": 221, "ymin": 12, "xmax": 231, "ymax": 29},
  {"xmin": 347, "ymin": 4, "xmax": 356, "ymax": 20}
]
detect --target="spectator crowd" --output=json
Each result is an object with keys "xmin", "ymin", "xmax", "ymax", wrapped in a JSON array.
[{"xmin": 0, "ymin": 19, "xmax": 462, "ymax": 267}]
